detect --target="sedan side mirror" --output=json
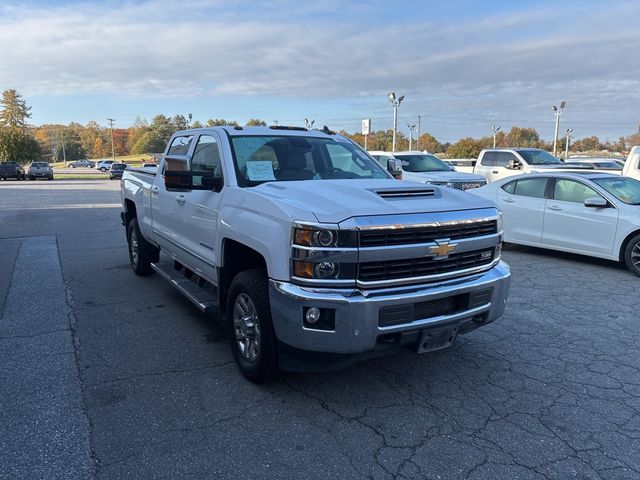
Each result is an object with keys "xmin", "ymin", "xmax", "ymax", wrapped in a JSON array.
[
  {"xmin": 584, "ymin": 196, "xmax": 608, "ymax": 208},
  {"xmin": 387, "ymin": 158, "xmax": 403, "ymax": 180}
]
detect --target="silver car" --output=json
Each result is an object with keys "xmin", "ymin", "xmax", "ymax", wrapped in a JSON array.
[{"xmin": 27, "ymin": 162, "xmax": 53, "ymax": 180}]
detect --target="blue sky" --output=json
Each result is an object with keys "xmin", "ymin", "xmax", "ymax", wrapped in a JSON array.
[{"xmin": 1, "ymin": 0, "xmax": 638, "ymax": 142}]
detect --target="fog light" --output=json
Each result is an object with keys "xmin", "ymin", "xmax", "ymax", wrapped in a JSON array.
[
  {"xmin": 314, "ymin": 261, "xmax": 337, "ymax": 279},
  {"xmin": 305, "ymin": 307, "xmax": 321, "ymax": 324}
]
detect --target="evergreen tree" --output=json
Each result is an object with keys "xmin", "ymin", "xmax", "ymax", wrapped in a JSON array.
[{"xmin": 0, "ymin": 89, "xmax": 32, "ymax": 129}]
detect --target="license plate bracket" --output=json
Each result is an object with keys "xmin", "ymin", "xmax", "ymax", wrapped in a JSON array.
[{"xmin": 416, "ymin": 325, "xmax": 459, "ymax": 353}]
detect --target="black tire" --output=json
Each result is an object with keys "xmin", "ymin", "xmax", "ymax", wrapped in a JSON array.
[
  {"xmin": 227, "ymin": 269, "xmax": 278, "ymax": 382},
  {"xmin": 623, "ymin": 233, "xmax": 640, "ymax": 277},
  {"xmin": 127, "ymin": 217, "xmax": 159, "ymax": 276},
  {"xmin": 29, "ymin": 176, "xmax": 34, "ymax": 180}
]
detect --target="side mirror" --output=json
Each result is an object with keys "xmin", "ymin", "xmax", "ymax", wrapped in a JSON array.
[
  {"xmin": 506, "ymin": 159, "xmax": 522, "ymax": 170},
  {"xmin": 387, "ymin": 158, "xmax": 403, "ymax": 180},
  {"xmin": 584, "ymin": 196, "xmax": 608, "ymax": 208}
]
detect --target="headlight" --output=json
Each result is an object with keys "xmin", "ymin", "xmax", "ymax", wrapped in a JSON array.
[
  {"xmin": 292, "ymin": 260, "xmax": 356, "ymax": 281},
  {"xmin": 292, "ymin": 226, "xmax": 356, "ymax": 248}
]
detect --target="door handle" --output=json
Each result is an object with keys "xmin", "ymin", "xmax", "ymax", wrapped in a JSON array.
[
  {"xmin": 151, "ymin": 185, "xmax": 160, "ymax": 194},
  {"xmin": 176, "ymin": 194, "xmax": 186, "ymax": 205},
  {"xmin": 548, "ymin": 205, "xmax": 562, "ymax": 211},
  {"xmin": 503, "ymin": 198, "xmax": 515, "ymax": 203}
]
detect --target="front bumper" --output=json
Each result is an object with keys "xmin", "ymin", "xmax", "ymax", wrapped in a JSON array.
[{"xmin": 269, "ymin": 261, "xmax": 510, "ymax": 369}]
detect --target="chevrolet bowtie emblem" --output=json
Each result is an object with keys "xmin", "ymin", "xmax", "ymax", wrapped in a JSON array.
[{"xmin": 429, "ymin": 240, "xmax": 457, "ymax": 259}]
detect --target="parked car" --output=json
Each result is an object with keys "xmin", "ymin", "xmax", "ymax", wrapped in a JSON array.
[
  {"xmin": 109, "ymin": 163, "xmax": 127, "ymax": 180},
  {"xmin": 96, "ymin": 160, "xmax": 115, "ymax": 172},
  {"xmin": 623, "ymin": 146, "xmax": 640, "ymax": 181},
  {"xmin": 121, "ymin": 126, "xmax": 510, "ymax": 381},
  {"xmin": 473, "ymin": 148, "xmax": 583, "ymax": 183},
  {"xmin": 27, "ymin": 162, "xmax": 54, "ymax": 180},
  {"xmin": 68, "ymin": 159, "xmax": 95, "ymax": 168},
  {"xmin": 0, "ymin": 162, "xmax": 26, "ymax": 180},
  {"xmin": 471, "ymin": 172, "xmax": 640, "ymax": 275},
  {"xmin": 369, "ymin": 151, "xmax": 487, "ymax": 190},
  {"xmin": 564, "ymin": 157, "xmax": 623, "ymax": 171}
]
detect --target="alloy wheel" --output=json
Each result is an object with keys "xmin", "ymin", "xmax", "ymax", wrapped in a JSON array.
[{"xmin": 233, "ymin": 293, "xmax": 261, "ymax": 361}]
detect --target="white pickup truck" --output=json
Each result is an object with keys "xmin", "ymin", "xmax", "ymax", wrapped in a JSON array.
[{"xmin": 120, "ymin": 126, "xmax": 511, "ymax": 381}]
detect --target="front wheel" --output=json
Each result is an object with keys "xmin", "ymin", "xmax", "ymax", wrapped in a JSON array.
[
  {"xmin": 624, "ymin": 233, "xmax": 640, "ymax": 277},
  {"xmin": 227, "ymin": 269, "xmax": 278, "ymax": 382},
  {"xmin": 100, "ymin": 167, "xmax": 107, "ymax": 172},
  {"xmin": 127, "ymin": 217, "xmax": 159, "ymax": 276}
]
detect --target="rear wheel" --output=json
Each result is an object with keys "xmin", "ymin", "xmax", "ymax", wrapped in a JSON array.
[
  {"xmin": 624, "ymin": 233, "xmax": 640, "ymax": 277},
  {"xmin": 127, "ymin": 217, "xmax": 159, "ymax": 276},
  {"xmin": 227, "ymin": 269, "xmax": 278, "ymax": 382}
]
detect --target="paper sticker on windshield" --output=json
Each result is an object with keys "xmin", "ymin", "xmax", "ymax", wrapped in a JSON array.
[{"xmin": 246, "ymin": 161, "xmax": 276, "ymax": 181}]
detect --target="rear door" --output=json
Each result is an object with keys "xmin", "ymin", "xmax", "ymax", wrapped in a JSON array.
[
  {"xmin": 542, "ymin": 178, "xmax": 618, "ymax": 256},
  {"xmin": 474, "ymin": 152, "xmax": 496, "ymax": 181},
  {"xmin": 496, "ymin": 177, "xmax": 549, "ymax": 244}
]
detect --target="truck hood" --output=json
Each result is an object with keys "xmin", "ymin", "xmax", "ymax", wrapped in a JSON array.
[
  {"xmin": 402, "ymin": 170, "xmax": 486, "ymax": 183},
  {"xmin": 253, "ymin": 179, "xmax": 496, "ymax": 223}
]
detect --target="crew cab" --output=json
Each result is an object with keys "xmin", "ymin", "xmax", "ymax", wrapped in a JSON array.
[
  {"xmin": 121, "ymin": 126, "xmax": 511, "ymax": 381},
  {"xmin": 474, "ymin": 148, "xmax": 580, "ymax": 183},
  {"xmin": 0, "ymin": 162, "xmax": 26, "ymax": 180}
]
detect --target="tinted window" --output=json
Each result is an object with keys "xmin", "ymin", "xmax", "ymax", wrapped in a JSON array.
[
  {"xmin": 513, "ymin": 178, "xmax": 547, "ymax": 198},
  {"xmin": 496, "ymin": 152, "xmax": 517, "ymax": 167},
  {"xmin": 517, "ymin": 150, "xmax": 563, "ymax": 165},
  {"xmin": 394, "ymin": 154, "xmax": 451, "ymax": 172},
  {"xmin": 191, "ymin": 135, "xmax": 222, "ymax": 185},
  {"xmin": 501, "ymin": 180, "xmax": 516, "ymax": 194},
  {"xmin": 480, "ymin": 151, "xmax": 498, "ymax": 166},
  {"xmin": 554, "ymin": 179, "xmax": 599, "ymax": 203},
  {"xmin": 167, "ymin": 136, "xmax": 193, "ymax": 155}
]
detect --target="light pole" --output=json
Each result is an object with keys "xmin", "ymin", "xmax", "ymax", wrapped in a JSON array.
[
  {"xmin": 491, "ymin": 125, "xmax": 501, "ymax": 148},
  {"xmin": 417, "ymin": 115, "xmax": 421, "ymax": 150},
  {"xmin": 107, "ymin": 118, "xmax": 116, "ymax": 161},
  {"xmin": 388, "ymin": 92, "xmax": 404, "ymax": 152},
  {"xmin": 565, "ymin": 128, "xmax": 573, "ymax": 159},
  {"xmin": 273, "ymin": 120, "xmax": 279, "ymax": 126},
  {"xmin": 304, "ymin": 118, "xmax": 315, "ymax": 130},
  {"xmin": 407, "ymin": 123, "xmax": 416, "ymax": 150},
  {"xmin": 187, "ymin": 113, "xmax": 192, "ymax": 127},
  {"xmin": 552, "ymin": 101, "xmax": 566, "ymax": 156}
]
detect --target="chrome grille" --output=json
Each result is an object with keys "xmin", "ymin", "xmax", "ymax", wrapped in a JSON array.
[
  {"xmin": 448, "ymin": 180, "xmax": 487, "ymax": 190},
  {"xmin": 358, "ymin": 248, "xmax": 495, "ymax": 283},
  {"xmin": 359, "ymin": 220, "xmax": 497, "ymax": 247}
]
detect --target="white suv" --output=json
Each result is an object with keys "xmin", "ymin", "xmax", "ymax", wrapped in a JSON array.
[
  {"xmin": 369, "ymin": 151, "xmax": 487, "ymax": 191},
  {"xmin": 96, "ymin": 160, "xmax": 115, "ymax": 172}
]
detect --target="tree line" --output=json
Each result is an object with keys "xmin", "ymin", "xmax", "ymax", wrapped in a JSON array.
[{"xmin": 1, "ymin": 89, "xmax": 638, "ymax": 164}]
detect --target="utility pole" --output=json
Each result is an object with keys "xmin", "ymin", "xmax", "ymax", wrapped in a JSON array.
[
  {"xmin": 416, "ymin": 115, "xmax": 421, "ymax": 151},
  {"xmin": 58, "ymin": 129, "xmax": 67, "ymax": 166},
  {"xmin": 388, "ymin": 92, "xmax": 404, "ymax": 152},
  {"xmin": 565, "ymin": 128, "xmax": 573, "ymax": 159},
  {"xmin": 407, "ymin": 123, "xmax": 416, "ymax": 150},
  {"xmin": 107, "ymin": 118, "xmax": 116, "ymax": 161},
  {"xmin": 491, "ymin": 125, "xmax": 501, "ymax": 148},
  {"xmin": 273, "ymin": 120, "xmax": 279, "ymax": 126},
  {"xmin": 552, "ymin": 102, "xmax": 566, "ymax": 156}
]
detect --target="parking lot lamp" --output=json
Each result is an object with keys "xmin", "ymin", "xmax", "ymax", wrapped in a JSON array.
[
  {"xmin": 565, "ymin": 128, "xmax": 573, "ymax": 159},
  {"xmin": 491, "ymin": 125, "xmax": 501, "ymax": 148},
  {"xmin": 407, "ymin": 123, "xmax": 416, "ymax": 150},
  {"xmin": 388, "ymin": 92, "xmax": 404, "ymax": 152},
  {"xmin": 552, "ymin": 101, "xmax": 566, "ymax": 156}
]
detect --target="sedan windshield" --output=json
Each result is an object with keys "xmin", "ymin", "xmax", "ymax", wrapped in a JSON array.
[
  {"xmin": 395, "ymin": 154, "xmax": 452, "ymax": 172},
  {"xmin": 517, "ymin": 150, "xmax": 563, "ymax": 165},
  {"xmin": 593, "ymin": 177, "xmax": 640, "ymax": 205},
  {"xmin": 230, "ymin": 135, "xmax": 389, "ymax": 186}
]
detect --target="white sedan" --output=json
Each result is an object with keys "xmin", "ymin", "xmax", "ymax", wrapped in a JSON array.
[{"xmin": 470, "ymin": 172, "xmax": 640, "ymax": 276}]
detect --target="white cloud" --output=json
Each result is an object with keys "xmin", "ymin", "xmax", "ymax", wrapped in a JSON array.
[{"xmin": 0, "ymin": 0, "xmax": 638, "ymax": 138}]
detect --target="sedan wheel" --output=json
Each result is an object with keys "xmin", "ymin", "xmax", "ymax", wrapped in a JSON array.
[{"xmin": 624, "ymin": 233, "xmax": 640, "ymax": 277}]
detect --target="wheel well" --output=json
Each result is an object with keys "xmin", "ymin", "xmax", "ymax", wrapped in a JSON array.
[
  {"xmin": 219, "ymin": 239, "xmax": 268, "ymax": 316},
  {"xmin": 124, "ymin": 199, "xmax": 137, "ymax": 226},
  {"xmin": 619, "ymin": 229, "xmax": 640, "ymax": 261}
]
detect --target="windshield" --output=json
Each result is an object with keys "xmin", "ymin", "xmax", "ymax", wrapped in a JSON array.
[
  {"xmin": 593, "ymin": 177, "xmax": 640, "ymax": 205},
  {"xmin": 517, "ymin": 150, "xmax": 563, "ymax": 165},
  {"xmin": 395, "ymin": 154, "xmax": 452, "ymax": 172},
  {"xmin": 230, "ymin": 135, "xmax": 389, "ymax": 186}
]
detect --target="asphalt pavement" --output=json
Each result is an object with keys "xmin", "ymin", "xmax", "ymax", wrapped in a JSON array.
[{"xmin": 1, "ymin": 179, "xmax": 639, "ymax": 479}]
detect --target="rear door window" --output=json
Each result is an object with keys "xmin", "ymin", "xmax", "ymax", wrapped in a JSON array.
[
  {"xmin": 513, "ymin": 178, "xmax": 548, "ymax": 198},
  {"xmin": 480, "ymin": 152, "xmax": 498, "ymax": 166},
  {"xmin": 501, "ymin": 180, "xmax": 517, "ymax": 194}
]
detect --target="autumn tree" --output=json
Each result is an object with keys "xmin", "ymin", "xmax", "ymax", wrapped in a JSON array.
[
  {"xmin": 505, "ymin": 127, "xmax": 542, "ymax": 148},
  {"xmin": 207, "ymin": 118, "xmax": 239, "ymax": 127},
  {"xmin": 245, "ymin": 118, "xmax": 267, "ymax": 127},
  {"xmin": 446, "ymin": 137, "xmax": 482, "ymax": 158},
  {"xmin": 0, "ymin": 89, "xmax": 32, "ymax": 129}
]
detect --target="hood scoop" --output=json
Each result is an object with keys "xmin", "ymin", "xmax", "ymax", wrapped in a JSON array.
[{"xmin": 373, "ymin": 187, "xmax": 437, "ymax": 200}]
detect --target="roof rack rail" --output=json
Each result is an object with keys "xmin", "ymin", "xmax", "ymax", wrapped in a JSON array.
[{"xmin": 268, "ymin": 125, "xmax": 308, "ymax": 131}]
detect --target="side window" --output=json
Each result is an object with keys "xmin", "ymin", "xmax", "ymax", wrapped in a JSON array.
[
  {"xmin": 167, "ymin": 136, "xmax": 193, "ymax": 155},
  {"xmin": 496, "ymin": 152, "xmax": 517, "ymax": 167},
  {"xmin": 501, "ymin": 180, "xmax": 516, "ymax": 194},
  {"xmin": 191, "ymin": 135, "xmax": 222, "ymax": 185},
  {"xmin": 513, "ymin": 178, "xmax": 548, "ymax": 198},
  {"xmin": 481, "ymin": 152, "xmax": 497, "ymax": 166},
  {"xmin": 553, "ymin": 179, "xmax": 599, "ymax": 203}
]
